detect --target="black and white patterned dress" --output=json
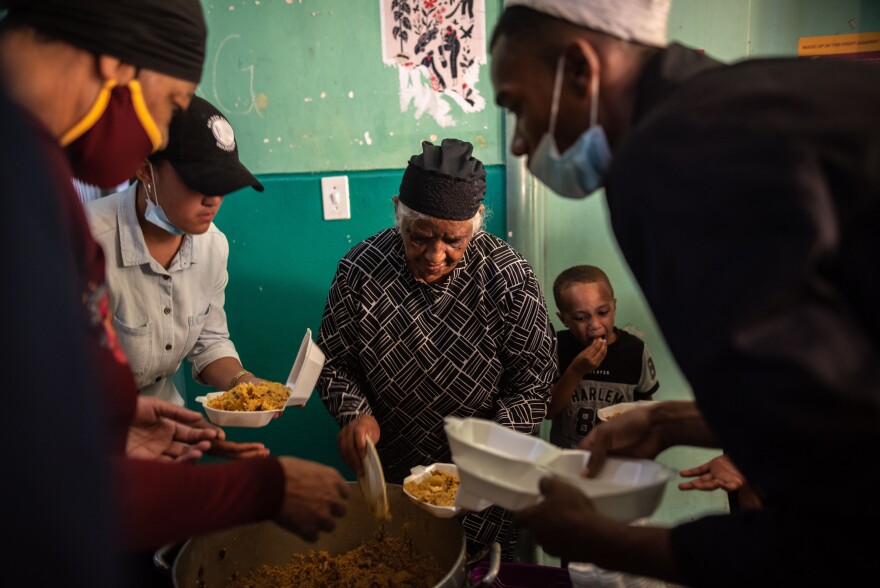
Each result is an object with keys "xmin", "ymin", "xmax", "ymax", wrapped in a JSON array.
[{"xmin": 318, "ymin": 227, "xmax": 557, "ymax": 558}]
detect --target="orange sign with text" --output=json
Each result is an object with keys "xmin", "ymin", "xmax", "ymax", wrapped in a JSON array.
[{"xmin": 798, "ymin": 31, "xmax": 880, "ymax": 63}]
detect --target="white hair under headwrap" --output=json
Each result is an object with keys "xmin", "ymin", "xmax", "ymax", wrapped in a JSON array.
[{"xmin": 504, "ymin": 0, "xmax": 671, "ymax": 48}]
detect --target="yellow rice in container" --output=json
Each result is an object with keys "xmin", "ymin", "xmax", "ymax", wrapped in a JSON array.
[{"xmin": 206, "ymin": 381, "xmax": 291, "ymax": 411}]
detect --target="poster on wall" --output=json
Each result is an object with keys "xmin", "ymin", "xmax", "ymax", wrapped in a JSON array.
[
  {"xmin": 380, "ymin": 0, "xmax": 487, "ymax": 127},
  {"xmin": 798, "ymin": 31, "xmax": 880, "ymax": 64}
]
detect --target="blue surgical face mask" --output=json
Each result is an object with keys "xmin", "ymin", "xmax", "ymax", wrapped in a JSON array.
[
  {"xmin": 143, "ymin": 162, "xmax": 184, "ymax": 235},
  {"xmin": 528, "ymin": 55, "xmax": 612, "ymax": 199}
]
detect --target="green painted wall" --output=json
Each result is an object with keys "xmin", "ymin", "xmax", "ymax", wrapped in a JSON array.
[{"xmin": 749, "ymin": 0, "xmax": 880, "ymax": 57}]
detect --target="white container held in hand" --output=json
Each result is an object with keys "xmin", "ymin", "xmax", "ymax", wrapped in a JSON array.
[
  {"xmin": 403, "ymin": 463, "xmax": 463, "ymax": 518},
  {"xmin": 284, "ymin": 328, "xmax": 325, "ymax": 407},
  {"xmin": 444, "ymin": 416, "xmax": 675, "ymax": 521},
  {"xmin": 195, "ymin": 328, "xmax": 324, "ymax": 427}
]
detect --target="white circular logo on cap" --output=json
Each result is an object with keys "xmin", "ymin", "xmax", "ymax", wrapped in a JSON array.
[{"xmin": 207, "ymin": 115, "xmax": 235, "ymax": 152}]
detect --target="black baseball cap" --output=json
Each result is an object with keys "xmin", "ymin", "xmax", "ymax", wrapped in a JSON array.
[{"xmin": 155, "ymin": 95, "xmax": 263, "ymax": 195}]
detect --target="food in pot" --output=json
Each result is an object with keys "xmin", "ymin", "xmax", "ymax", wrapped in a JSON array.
[
  {"xmin": 228, "ymin": 527, "xmax": 444, "ymax": 587},
  {"xmin": 206, "ymin": 381, "xmax": 290, "ymax": 411},
  {"xmin": 404, "ymin": 470, "xmax": 459, "ymax": 507}
]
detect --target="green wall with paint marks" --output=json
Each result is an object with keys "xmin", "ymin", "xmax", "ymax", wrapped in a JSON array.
[
  {"xmin": 200, "ymin": 0, "xmax": 504, "ymax": 173},
  {"xmin": 749, "ymin": 0, "xmax": 880, "ymax": 57}
]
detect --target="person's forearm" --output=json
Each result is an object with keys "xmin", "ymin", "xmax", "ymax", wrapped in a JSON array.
[
  {"xmin": 199, "ymin": 357, "xmax": 257, "ymax": 391},
  {"xmin": 589, "ymin": 520, "xmax": 686, "ymax": 585},
  {"xmin": 651, "ymin": 400, "xmax": 719, "ymax": 448},
  {"xmin": 494, "ymin": 349, "xmax": 556, "ymax": 430},
  {"xmin": 548, "ymin": 364, "xmax": 583, "ymax": 417},
  {"xmin": 114, "ymin": 456, "xmax": 283, "ymax": 551},
  {"xmin": 318, "ymin": 363, "xmax": 371, "ymax": 427}
]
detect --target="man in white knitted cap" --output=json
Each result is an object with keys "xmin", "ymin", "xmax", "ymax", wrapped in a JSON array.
[{"xmin": 490, "ymin": 1, "xmax": 880, "ymax": 587}]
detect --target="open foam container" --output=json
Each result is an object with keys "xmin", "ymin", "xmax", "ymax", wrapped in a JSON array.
[
  {"xmin": 196, "ymin": 329, "xmax": 325, "ymax": 427},
  {"xmin": 445, "ymin": 416, "xmax": 674, "ymax": 521}
]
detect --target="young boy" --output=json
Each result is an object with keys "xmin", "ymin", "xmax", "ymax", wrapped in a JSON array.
[{"xmin": 549, "ymin": 265, "xmax": 659, "ymax": 448}]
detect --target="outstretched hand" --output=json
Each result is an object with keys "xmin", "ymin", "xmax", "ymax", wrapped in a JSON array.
[
  {"xmin": 208, "ymin": 438, "xmax": 271, "ymax": 460},
  {"xmin": 679, "ymin": 454, "xmax": 745, "ymax": 492},
  {"xmin": 679, "ymin": 454, "xmax": 763, "ymax": 510},
  {"xmin": 126, "ymin": 396, "xmax": 219, "ymax": 462}
]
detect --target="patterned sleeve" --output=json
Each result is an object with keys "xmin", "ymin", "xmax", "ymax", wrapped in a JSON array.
[
  {"xmin": 316, "ymin": 259, "xmax": 373, "ymax": 427},
  {"xmin": 493, "ymin": 261, "xmax": 557, "ymax": 434},
  {"xmin": 635, "ymin": 343, "xmax": 660, "ymax": 399}
]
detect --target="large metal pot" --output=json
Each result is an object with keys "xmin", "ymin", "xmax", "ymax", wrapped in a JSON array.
[{"xmin": 156, "ymin": 482, "xmax": 499, "ymax": 587}]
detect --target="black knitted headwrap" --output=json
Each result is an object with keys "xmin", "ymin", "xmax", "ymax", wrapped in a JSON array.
[
  {"xmin": 398, "ymin": 138, "xmax": 487, "ymax": 221},
  {"xmin": 1, "ymin": 0, "xmax": 206, "ymax": 83}
]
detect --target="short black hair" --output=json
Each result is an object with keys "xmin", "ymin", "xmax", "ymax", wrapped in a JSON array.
[
  {"xmin": 489, "ymin": 6, "xmax": 582, "ymax": 66},
  {"xmin": 491, "ymin": 6, "xmax": 653, "ymax": 66},
  {"xmin": 3, "ymin": 0, "xmax": 206, "ymax": 83},
  {"xmin": 553, "ymin": 265, "xmax": 614, "ymax": 311}
]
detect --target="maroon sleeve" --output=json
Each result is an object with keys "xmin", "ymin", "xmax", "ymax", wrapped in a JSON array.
[{"xmin": 114, "ymin": 456, "xmax": 285, "ymax": 551}]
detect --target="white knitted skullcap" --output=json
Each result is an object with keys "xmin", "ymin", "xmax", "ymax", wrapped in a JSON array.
[{"xmin": 503, "ymin": 0, "xmax": 671, "ymax": 48}]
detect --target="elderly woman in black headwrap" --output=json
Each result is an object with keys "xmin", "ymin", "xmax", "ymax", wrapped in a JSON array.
[{"xmin": 318, "ymin": 138, "xmax": 557, "ymax": 559}]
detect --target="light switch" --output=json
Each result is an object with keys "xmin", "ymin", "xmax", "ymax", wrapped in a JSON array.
[{"xmin": 321, "ymin": 175, "xmax": 351, "ymax": 220}]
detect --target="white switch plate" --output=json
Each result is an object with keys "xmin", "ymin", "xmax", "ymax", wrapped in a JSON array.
[{"xmin": 321, "ymin": 175, "xmax": 350, "ymax": 220}]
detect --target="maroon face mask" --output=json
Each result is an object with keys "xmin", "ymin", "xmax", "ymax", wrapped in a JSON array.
[{"xmin": 61, "ymin": 80, "xmax": 163, "ymax": 188}]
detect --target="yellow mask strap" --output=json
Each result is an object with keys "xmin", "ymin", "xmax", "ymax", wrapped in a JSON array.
[
  {"xmin": 59, "ymin": 79, "xmax": 117, "ymax": 147},
  {"xmin": 128, "ymin": 79, "xmax": 163, "ymax": 152},
  {"xmin": 58, "ymin": 79, "xmax": 163, "ymax": 152}
]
